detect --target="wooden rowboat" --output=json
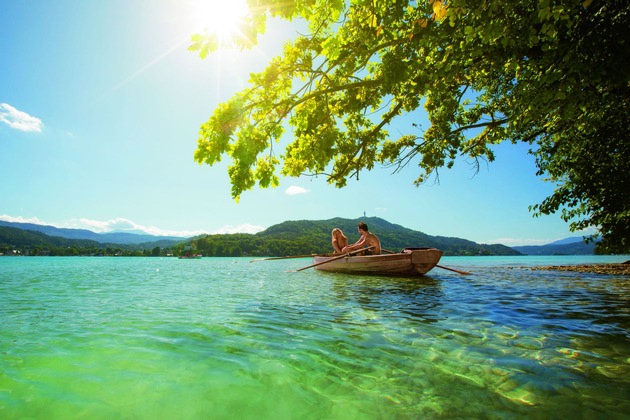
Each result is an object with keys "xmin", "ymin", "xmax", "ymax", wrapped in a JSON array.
[{"xmin": 311, "ymin": 248, "xmax": 443, "ymax": 276}]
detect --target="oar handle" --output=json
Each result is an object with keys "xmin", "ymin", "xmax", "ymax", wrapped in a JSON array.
[{"xmin": 250, "ymin": 254, "xmax": 314, "ymax": 262}]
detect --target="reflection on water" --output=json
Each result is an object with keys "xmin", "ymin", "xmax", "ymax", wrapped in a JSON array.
[
  {"xmin": 1, "ymin": 256, "xmax": 630, "ymax": 418},
  {"xmin": 327, "ymin": 274, "xmax": 445, "ymax": 324}
]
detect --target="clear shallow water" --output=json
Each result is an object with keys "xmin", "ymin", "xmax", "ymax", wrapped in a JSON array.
[{"xmin": 1, "ymin": 256, "xmax": 630, "ymax": 419}]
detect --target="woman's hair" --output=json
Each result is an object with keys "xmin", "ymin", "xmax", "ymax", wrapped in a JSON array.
[{"xmin": 332, "ymin": 228, "xmax": 346, "ymax": 238}]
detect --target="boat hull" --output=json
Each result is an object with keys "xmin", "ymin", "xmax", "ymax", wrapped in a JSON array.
[{"xmin": 312, "ymin": 248, "xmax": 443, "ymax": 276}]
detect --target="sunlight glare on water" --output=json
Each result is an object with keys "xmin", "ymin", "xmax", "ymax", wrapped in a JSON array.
[{"xmin": 1, "ymin": 256, "xmax": 630, "ymax": 418}]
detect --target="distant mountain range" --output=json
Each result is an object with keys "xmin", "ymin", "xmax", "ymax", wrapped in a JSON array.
[
  {"xmin": 511, "ymin": 237, "xmax": 596, "ymax": 255},
  {"xmin": 0, "ymin": 218, "xmax": 597, "ymax": 256},
  {"xmin": 0, "ymin": 220, "xmax": 186, "ymax": 245}
]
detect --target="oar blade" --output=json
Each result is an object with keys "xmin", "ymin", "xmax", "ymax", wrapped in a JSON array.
[{"xmin": 436, "ymin": 264, "xmax": 472, "ymax": 275}]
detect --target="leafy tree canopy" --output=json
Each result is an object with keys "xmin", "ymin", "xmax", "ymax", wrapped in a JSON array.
[{"xmin": 190, "ymin": 0, "xmax": 630, "ymax": 253}]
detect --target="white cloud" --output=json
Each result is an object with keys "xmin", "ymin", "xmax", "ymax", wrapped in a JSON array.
[
  {"xmin": 71, "ymin": 217, "xmax": 139, "ymax": 233},
  {"xmin": 64, "ymin": 217, "xmax": 210, "ymax": 237},
  {"xmin": 285, "ymin": 185, "xmax": 310, "ymax": 196},
  {"xmin": 70, "ymin": 221, "xmax": 264, "ymax": 236},
  {"xmin": 212, "ymin": 224, "xmax": 265, "ymax": 234},
  {"xmin": 0, "ymin": 214, "xmax": 48, "ymax": 224},
  {"xmin": 0, "ymin": 103, "xmax": 44, "ymax": 132}
]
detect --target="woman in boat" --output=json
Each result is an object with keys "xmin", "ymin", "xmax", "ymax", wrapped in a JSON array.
[
  {"xmin": 331, "ymin": 228, "xmax": 348, "ymax": 255},
  {"xmin": 342, "ymin": 222, "xmax": 382, "ymax": 255}
]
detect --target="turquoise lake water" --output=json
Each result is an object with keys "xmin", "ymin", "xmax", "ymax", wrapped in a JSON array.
[{"xmin": 1, "ymin": 255, "xmax": 630, "ymax": 419}]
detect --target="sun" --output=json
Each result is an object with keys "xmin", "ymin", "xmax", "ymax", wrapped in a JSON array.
[{"xmin": 190, "ymin": 0, "xmax": 250, "ymax": 41}]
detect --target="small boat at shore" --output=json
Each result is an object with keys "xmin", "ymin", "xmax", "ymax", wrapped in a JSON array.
[
  {"xmin": 179, "ymin": 244, "xmax": 202, "ymax": 259},
  {"xmin": 311, "ymin": 248, "xmax": 443, "ymax": 276},
  {"xmin": 178, "ymin": 254, "xmax": 202, "ymax": 259}
]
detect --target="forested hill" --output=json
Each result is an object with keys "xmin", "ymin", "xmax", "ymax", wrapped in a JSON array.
[{"xmin": 193, "ymin": 217, "xmax": 520, "ymax": 257}]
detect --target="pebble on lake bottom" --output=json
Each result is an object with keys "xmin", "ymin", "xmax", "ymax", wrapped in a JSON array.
[{"xmin": 529, "ymin": 263, "xmax": 630, "ymax": 276}]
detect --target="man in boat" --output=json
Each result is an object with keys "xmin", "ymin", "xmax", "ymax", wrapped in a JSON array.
[
  {"xmin": 331, "ymin": 228, "xmax": 348, "ymax": 255},
  {"xmin": 342, "ymin": 222, "xmax": 381, "ymax": 255}
]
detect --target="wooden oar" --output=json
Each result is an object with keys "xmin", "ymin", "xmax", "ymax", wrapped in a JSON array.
[
  {"xmin": 250, "ymin": 254, "xmax": 314, "ymax": 262},
  {"xmin": 290, "ymin": 246, "xmax": 376, "ymax": 272},
  {"xmin": 436, "ymin": 264, "xmax": 472, "ymax": 275}
]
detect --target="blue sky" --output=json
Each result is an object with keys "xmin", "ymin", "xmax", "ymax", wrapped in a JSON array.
[{"xmin": 1, "ymin": 1, "xmax": 587, "ymax": 246}]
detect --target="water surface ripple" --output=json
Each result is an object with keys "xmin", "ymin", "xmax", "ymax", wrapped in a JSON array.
[{"xmin": 1, "ymin": 256, "xmax": 630, "ymax": 418}]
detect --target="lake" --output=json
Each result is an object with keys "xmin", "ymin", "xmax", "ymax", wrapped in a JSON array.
[{"xmin": 1, "ymin": 255, "xmax": 630, "ymax": 419}]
